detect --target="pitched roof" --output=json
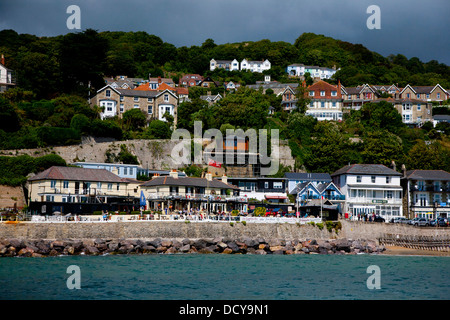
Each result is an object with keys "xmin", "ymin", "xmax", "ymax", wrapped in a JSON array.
[
  {"xmin": 404, "ymin": 170, "xmax": 450, "ymax": 181},
  {"xmin": 29, "ymin": 166, "xmax": 124, "ymax": 183},
  {"xmin": 141, "ymin": 176, "xmax": 240, "ymax": 190},
  {"xmin": 331, "ymin": 164, "xmax": 402, "ymax": 176},
  {"xmin": 284, "ymin": 172, "xmax": 332, "ymax": 181}
]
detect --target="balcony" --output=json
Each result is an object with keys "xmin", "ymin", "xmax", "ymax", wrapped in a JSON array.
[
  {"xmin": 145, "ymin": 193, "xmax": 248, "ymax": 203},
  {"xmin": 298, "ymin": 194, "xmax": 345, "ymax": 201}
]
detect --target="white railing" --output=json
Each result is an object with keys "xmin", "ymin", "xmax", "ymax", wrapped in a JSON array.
[{"xmin": 28, "ymin": 214, "xmax": 323, "ymax": 224}]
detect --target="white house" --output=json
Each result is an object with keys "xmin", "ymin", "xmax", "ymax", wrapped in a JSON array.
[
  {"xmin": 240, "ymin": 59, "xmax": 271, "ymax": 73},
  {"xmin": 0, "ymin": 54, "xmax": 15, "ymax": 92},
  {"xmin": 210, "ymin": 59, "xmax": 240, "ymax": 71},
  {"xmin": 286, "ymin": 64, "xmax": 338, "ymax": 80},
  {"xmin": 331, "ymin": 164, "xmax": 403, "ymax": 220}
]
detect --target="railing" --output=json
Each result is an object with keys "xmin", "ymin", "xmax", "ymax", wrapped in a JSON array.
[
  {"xmin": 28, "ymin": 214, "xmax": 322, "ymax": 224},
  {"xmin": 145, "ymin": 193, "xmax": 248, "ymax": 202},
  {"xmin": 379, "ymin": 234, "xmax": 450, "ymax": 252},
  {"xmin": 298, "ymin": 195, "xmax": 345, "ymax": 201}
]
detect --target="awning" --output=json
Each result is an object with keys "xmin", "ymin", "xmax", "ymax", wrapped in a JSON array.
[{"xmin": 265, "ymin": 195, "xmax": 288, "ymax": 200}]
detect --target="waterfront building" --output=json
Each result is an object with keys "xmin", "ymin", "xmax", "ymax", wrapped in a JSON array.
[
  {"xmin": 140, "ymin": 171, "xmax": 246, "ymax": 213},
  {"xmin": 28, "ymin": 166, "xmax": 138, "ymax": 215},
  {"xmin": 222, "ymin": 176, "xmax": 288, "ymax": 203},
  {"xmin": 72, "ymin": 162, "xmax": 139, "ymax": 180},
  {"xmin": 284, "ymin": 172, "xmax": 332, "ymax": 194},
  {"xmin": 331, "ymin": 164, "xmax": 403, "ymax": 220},
  {"xmin": 402, "ymin": 169, "xmax": 450, "ymax": 219}
]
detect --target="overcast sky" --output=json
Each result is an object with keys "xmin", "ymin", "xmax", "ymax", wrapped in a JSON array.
[{"xmin": 0, "ymin": 0, "xmax": 449, "ymax": 65}]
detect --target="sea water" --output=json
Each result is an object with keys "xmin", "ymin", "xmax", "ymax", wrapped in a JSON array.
[{"xmin": 0, "ymin": 254, "xmax": 449, "ymax": 300}]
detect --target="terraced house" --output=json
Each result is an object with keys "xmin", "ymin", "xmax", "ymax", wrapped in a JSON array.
[{"xmin": 400, "ymin": 84, "xmax": 449, "ymax": 104}]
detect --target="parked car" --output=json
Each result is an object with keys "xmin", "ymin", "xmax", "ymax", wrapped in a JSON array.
[
  {"xmin": 409, "ymin": 217, "xmax": 420, "ymax": 225},
  {"xmin": 414, "ymin": 218, "xmax": 430, "ymax": 227},
  {"xmin": 393, "ymin": 217, "xmax": 409, "ymax": 224},
  {"xmin": 437, "ymin": 218, "xmax": 448, "ymax": 227},
  {"xmin": 373, "ymin": 215, "xmax": 385, "ymax": 222},
  {"xmin": 430, "ymin": 219, "xmax": 438, "ymax": 227}
]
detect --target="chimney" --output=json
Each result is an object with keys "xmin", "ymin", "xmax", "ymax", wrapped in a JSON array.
[
  {"xmin": 152, "ymin": 173, "xmax": 159, "ymax": 179},
  {"xmin": 169, "ymin": 169, "xmax": 178, "ymax": 179},
  {"xmin": 222, "ymin": 174, "xmax": 228, "ymax": 185},
  {"xmin": 112, "ymin": 166, "xmax": 119, "ymax": 176},
  {"xmin": 205, "ymin": 172, "xmax": 212, "ymax": 181},
  {"xmin": 391, "ymin": 161, "xmax": 396, "ymax": 172},
  {"xmin": 1, "ymin": 54, "xmax": 4, "ymax": 66},
  {"xmin": 401, "ymin": 164, "xmax": 406, "ymax": 178},
  {"xmin": 158, "ymin": 76, "xmax": 162, "ymax": 84}
]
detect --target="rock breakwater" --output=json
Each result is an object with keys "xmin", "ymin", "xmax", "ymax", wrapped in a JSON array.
[{"xmin": 0, "ymin": 237, "xmax": 385, "ymax": 257}]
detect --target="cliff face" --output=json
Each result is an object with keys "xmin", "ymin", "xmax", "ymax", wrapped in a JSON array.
[
  {"xmin": 0, "ymin": 185, "xmax": 26, "ymax": 210},
  {"xmin": 0, "ymin": 137, "xmax": 296, "ymax": 173}
]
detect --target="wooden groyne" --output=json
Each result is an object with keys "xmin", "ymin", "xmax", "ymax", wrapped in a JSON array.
[{"xmin": 379, "ymin": 234, "xmax": 450, "ymax": 252}]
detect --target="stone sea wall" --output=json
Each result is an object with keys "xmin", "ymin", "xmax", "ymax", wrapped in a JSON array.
[
  {"xmin": 0, "ymin": 237, "xmax": 385, "ymax": 257},
  {"xmin": 1, "ymin": 220, "xmax": 449, "ymax": 257}
]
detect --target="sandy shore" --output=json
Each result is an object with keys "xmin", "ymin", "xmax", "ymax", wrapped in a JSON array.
[{"xmin": 382, "ymin": 245, "xmax": 450, "ymax": 256}]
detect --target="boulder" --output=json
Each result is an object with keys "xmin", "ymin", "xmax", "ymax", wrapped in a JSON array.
[
  {"xmin": 221, "ymin": 248, "xmax": 233, "ymax": 254},
  {"xmin": 180, "ymin": 244, "xmax": 190, "ymax": 253},
  {"xmin": 254, "ymin": 249, "xmax": 267, "ymax": 255},
  {"xmin": 161, "ymin": 240, "xmax": 173, "ymax": 248},
  {"xmin": 335, "ymin": 238, "xmax": 351, "ymax": 252}
]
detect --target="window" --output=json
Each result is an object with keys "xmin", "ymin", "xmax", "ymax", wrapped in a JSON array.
[
  {"xmin": 386, "ymin": 176, "xmax": 391, "ymax": 184},
  {"xmin": 120, "ymin": 96, "xmax": 124, "ymax": 101},
  {"xmin": 51, "ymin": 180, "xmax": 56, "ymax": 188},
  {"xmin": 358, "ymin": 190, "xmax": 365, "ymax": 198},
  {"xmin": 106, "ymin": 90, "xmax": 111, "ymax": 97},
  {"xmin": 351, "ymin": 189, "xmax": 357, "ymax": 198},
  {"xmin": 437, "ymin": 93, "xmax": 441, "ymax": 99},
  {"xmin": 371, "ymin": 176, "xmax": 376, "ymax": 183},
  {"xmin": 108, "ymin": 183, "xmax": 112, "ymax": 191},
  {"xmin": 123, "ymin": 167, "xmax": 127, "ymax": 175},
  {"xmin": 310, "ymin": 101, "xmax": 314, "ymax": 108},
  {"xmin": 116, "ymin": 183, "xmax": 120, "ymax": 191},
  {"xmin": 120, "ymin": 104, "xmax": 124, "ymax": 113},
  {"xmin": 264, "ymin": 182, "xmax": 269, "ymax": 189},
  {"xmin": 417, "ymin": 104, "xmax": 421, "ymax": 111},
  {"xmin": 134, "ymin": 104, "xmax": 139, "ymax": 109},
  {"xmin": 148, "ymin": 105, "xmax": 153, "ymax": 114},
  {"xmin": 309, "ymin": 91, "xmax": 314, "ymax": 96},
  {"xmin": 133, "ymin": 96, "xmax": 139, "ymax": 102},
  {"xmin": 164, "ymin": 94, "xmax": 169, "ymax": 102},
  {"xmin": 417, "ymin": 94, "xmax": 420, "ymax": 99},
  {"xmin": 273, "ymin": 182, "xmax": 283, "ymax": 189},
  {"xmin": 356, "ymin": 176, "xmax": 362, "ymax": 183},
  {"xmin": 147, "ymin": 98, "xmax": 153, "ymax": 102},
  {"xmin": 63, "ymin": 181, "xmax": 69, "ymax": 189},
  {"xmin": 426, "ymin": 94, "xmax": 430, "ymax": 99},
  {"xmin": 332, "ymin": 102, "xmax": 336, "ymax": 108},
  {"xmin": 321, "ymin": 102, "xmax": 325, "ymax": 108},
  {"xmin": 331, "ymin": 91, "xmax": 337, "ymax": 96},
  {"xmin": 385, "ymin": 190, "xmax": 393, "ymax": 199},
  {"xmin": 97, "ymin": 182, "xmax": 102, "ymax": 190},
  {"xmin": 320, "ymin": 91, "xmax": 325, "ymax": 96},
  {"xmin": 406, "ymin": 93, "xmax": 410, "ymax": 98},
  {"xmin": 150, "ymin": 83, "xmax": 157, "ymax": 90},
  {"xmin": 46, "ymin": 195, "xmax": 54, "ymax": 202}
]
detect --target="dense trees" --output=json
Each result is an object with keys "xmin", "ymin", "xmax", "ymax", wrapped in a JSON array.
[{"xmin": 1, "ymin": 29, "xmax": 448, "ymax": 101}]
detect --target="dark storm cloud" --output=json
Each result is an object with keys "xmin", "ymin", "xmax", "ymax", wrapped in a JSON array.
[{"xmin": 0, "ymin": 0, "xmax": 449, "ymax": 64}]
